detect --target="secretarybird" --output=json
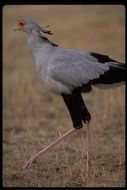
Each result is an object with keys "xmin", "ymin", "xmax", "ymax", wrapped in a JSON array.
[{"xmin": 13, "ymin": 18, "xmax": 125, "ymax": 169}]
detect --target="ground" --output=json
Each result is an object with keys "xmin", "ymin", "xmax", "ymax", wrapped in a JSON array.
[{"xmin": 3, "ymin": 5, "xmax": 125, "ymax": 187}]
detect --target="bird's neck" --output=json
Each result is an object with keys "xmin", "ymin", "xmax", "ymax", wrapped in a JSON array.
[
  {"xmin": 27, "ymin": 31, "xmax": 57, "ymax": 75},
  {"xmin": 27, "ymin": 32, "xmax": 56, "ymax": 58}
]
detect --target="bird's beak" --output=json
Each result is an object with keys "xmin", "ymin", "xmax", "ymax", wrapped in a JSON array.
[
  {"xmin": 13, "ymin": 26, "xmax": 19, "ymax": 31},
  {"xmin": 13, "ymin": 24, "xmax": 24, "ymax": 31}
]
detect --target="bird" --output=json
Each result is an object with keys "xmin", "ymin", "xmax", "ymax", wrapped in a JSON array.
[{"xmin": 13, "ymin": 18, "xmax": 125, "ymax": 169}]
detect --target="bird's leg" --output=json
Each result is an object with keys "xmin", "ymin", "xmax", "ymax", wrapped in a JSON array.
[
  {"xmin": 22, "ymin": 128, "xmax": 76, "ymax": 169},
  {"xmin": 86, "ymin": 123, "xmax": 91, "ymax": 178}
]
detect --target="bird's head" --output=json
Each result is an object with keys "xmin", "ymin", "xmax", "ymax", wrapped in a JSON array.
[{"xmin": 13, "ymin": 18, "xmax": 53, "ymax": 35}]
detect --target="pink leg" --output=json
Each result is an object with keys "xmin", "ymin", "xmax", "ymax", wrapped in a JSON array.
[
  {"xmin": 86, "ymin": 123, "xmax": 91, "ymax": 177},
  {"xmin": 22, "ymin": 128, "xmax": 76, "ymax": 169}
]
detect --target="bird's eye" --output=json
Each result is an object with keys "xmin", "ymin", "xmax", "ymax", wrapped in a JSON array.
[{"xmin": 19, "ymin": 22, "xmax": 24, "ymax": 26}]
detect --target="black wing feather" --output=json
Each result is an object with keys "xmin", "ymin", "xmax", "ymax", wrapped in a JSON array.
[
  {"xmin": 90, "ymin": 52, "xmax": 125, "ymax": 84},
  {"xmin": 90, "ymin": 52, "xmax": 118, "ymax": 63}
]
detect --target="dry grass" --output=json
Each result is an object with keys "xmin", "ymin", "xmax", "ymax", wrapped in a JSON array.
[{"xmin": 3, "ymin": 5, "xmax": 125, "ymax": 187}]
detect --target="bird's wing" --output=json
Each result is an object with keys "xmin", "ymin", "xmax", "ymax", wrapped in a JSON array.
[{"xmin": 47, "ymin": 48, "xmax": 110, "ymax": 88}]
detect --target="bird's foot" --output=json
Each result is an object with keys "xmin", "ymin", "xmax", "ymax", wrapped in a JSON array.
[
  {"xmin": 22, "ymin": 128, "xmax": 76, "ymax": 169},
  {"xmin": 22, "ymin": 157, "xmax": 36, "ymax": 169}
]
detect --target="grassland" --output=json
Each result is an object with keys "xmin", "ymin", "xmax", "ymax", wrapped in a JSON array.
[{"xmin": 3, "ymin": 5, "xmax": 125, "ymax": 187}]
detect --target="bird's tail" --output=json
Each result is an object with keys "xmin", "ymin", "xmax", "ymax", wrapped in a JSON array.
[
  {"xmin": 62, "ymin": 91, "xmax": 91, "ymax": 129},
  {"xmin": 91, "ymin": 62, "xmax": 125, "ymax": 89}
]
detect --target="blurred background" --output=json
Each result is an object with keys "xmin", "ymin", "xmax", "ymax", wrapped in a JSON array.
[{"xmin": 3, "ymin": 5, "xmax": 125, "ymax": 187}]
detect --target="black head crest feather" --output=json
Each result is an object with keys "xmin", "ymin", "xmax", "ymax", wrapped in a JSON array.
[{"xmin": 42, "ymin": 25, "xmax": 53, "ymax": 35}]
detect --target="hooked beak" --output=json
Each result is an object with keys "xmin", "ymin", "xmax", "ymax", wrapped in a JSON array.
[
  {"xmin": 13, "ymin": 26, "xmax": 19, "ymax": 31},
  {"xmin": 13, "ymin": 24, "xmax": 24, "ymax": 31}
]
